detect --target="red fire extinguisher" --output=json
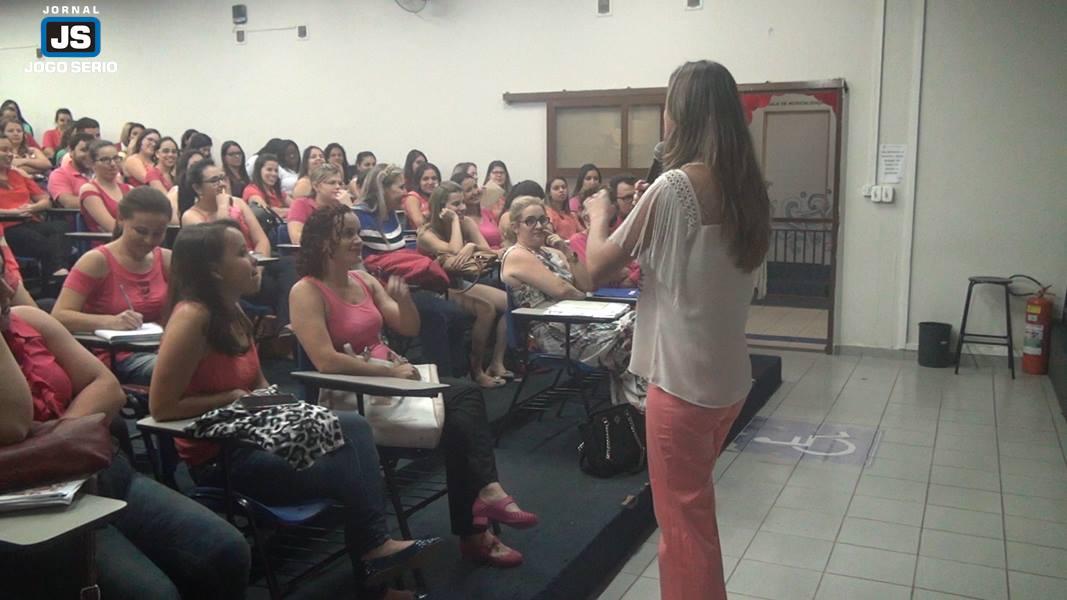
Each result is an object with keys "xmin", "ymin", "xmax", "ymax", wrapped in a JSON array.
[{"xmin": 1022, "ymin": 286, "xmax": 1054, "ymax": 375}]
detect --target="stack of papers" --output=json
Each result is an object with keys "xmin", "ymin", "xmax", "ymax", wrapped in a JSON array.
[
  {"xmin": 543, "ymin": 300, "xmax": 629, "ymax": 319},
  {"xmin": 0, "ymin": 479, "xmax": 87, "ymax": 513},
  {"xmin": 93, "ymin": 322, "xmax": 163, "ymax": 342}
]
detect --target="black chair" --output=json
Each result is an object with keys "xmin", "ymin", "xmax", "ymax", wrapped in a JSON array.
[{"xmin": 954, "ymin": 275, "xmax": 1015, "ymax": 379}]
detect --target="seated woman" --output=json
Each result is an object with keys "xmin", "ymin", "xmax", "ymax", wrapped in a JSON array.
[
  {"xmin": 568, "ymin": 163, "xmax": 602, "ymax": 212},
  {"xmin": 150, "ymin": 136, "xmax": 179, "ymax": 194},
  {"xmin": 357, "ymin": 164, "xmax": 474, "ymax": 378},
  {"xmin": 500, "ymin": 196, "xmax": 646, "ymax": 409},
  {"xmin": 181, "ymin": 160, "xmax": 296, "ymax": 327},
  {"xmin": 169, "ymin": 148, "xmax": 206, "ymax": 216},
  {"xmin": 495, "ymin": 180, "xmax": 545, "ymax": 242},
  {"xmin": 121, "ymin": 128, "xmax": 165, "ymax": 190},
  {"xmin": 545, "ymin": 176, "xmax": 584, "ymax": 240},
  {"xmin": 52, "ymin": 188, "xmax": 172, "ymax": 385},
  {"xmin": 1, "ymin": 117, "xmax": 50, "ymax": 180},
  {"xmin": 150, "ymin": 221, "xmax": 436, "ymax": 599},
  {"xmin": 292, "ymin": 205, "xmax": 535, "ymax": 566},
  {"xmin": 40, "ymin": 108, "xmax": 72, "ymax": 161},
  {"xmin": 401, "ymin": 162, "xmax": 440, "ymax": 230},
  {"xmin": 568, "ymin": 192, "xmax": 640, "ymax": 288},
  {"xmin": 287, "ymin": 163, "xmax": 348, "ymax": 244},
  {"xmin": 417, "ymin": 182, "xmax": 511, "ymax": 386},
  {"xmin": 0, "ymin": 136, "xmax": 72, "ymax": 278},
  {"xmin": 451, "ymin": 171, "xmax": 502, "ymax": 250},
  {"xmin": 242, "ymin": 152, "xmax": 290, "ymax": 219},
  {"xmin": 483, "ymin": 160, "xmax": 512, "ymax": 194},
  {"xmin": 325, "ymin": 143, "xmax": 352, "ymax": 185},
  {"xmin": 118, "ymin": 122, "xmax": 145, "ymax": 159},
  {"xmin": 79, "ymin": 139, "xmax": 132, "ymax": 234},
  {"xmin": 402, "ymin": 149, "xmax": 427, "ymax": 195},
  {"xmin": 290, "ymin": 145, "xmax": 326, "ymax": 199},
  {"xmin": 220, "ymin": 140, "xmax": 250, "ymax": 198},
  {"xmin": 0, "ymin": 256, "xmax": 250, "ymax": 600}
]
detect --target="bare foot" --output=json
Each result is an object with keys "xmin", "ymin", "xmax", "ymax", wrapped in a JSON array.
[
  {"xmin": 474, "ymin": 372, "xmax": 505, "ymax": 389},
  {"xmin": 487, "ymin": 364, "xmax": 514, "ymax": 379}
]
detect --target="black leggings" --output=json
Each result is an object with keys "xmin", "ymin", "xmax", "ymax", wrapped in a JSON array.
[
  {"xmin": 4, "ymin": 219, "xmax": 72, "ymax": 276},
  {"xmin": 439, "ymin": 379, "xmax": 500, "ymax": 536}
]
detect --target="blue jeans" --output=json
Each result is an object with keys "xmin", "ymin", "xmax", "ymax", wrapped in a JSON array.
[
  {"xmin": 114, "ymin": 352, "xmax": 157, "ymax": 386},
  {"xmin": 0, "ymin": 453, "xmax": 251, "ymax": 599},
  {"xmin": 411, "ymin": 290, "xmax": 472, "ymax": 377},
  {"xmin": 190, "ymin": 411, "xmax": 389, "ymax": 571}
]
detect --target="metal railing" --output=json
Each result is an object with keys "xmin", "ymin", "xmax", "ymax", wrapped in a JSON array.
[{"xmin": 769, "ymin": 218, "xmax": 834, "ymax": 265}]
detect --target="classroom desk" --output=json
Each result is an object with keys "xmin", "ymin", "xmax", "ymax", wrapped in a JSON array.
[
  {"xmin": 73, "ymin": 333, "xmax": 161, "ymax": 353},
  {"xmin": 512, "ymin": 303, "xmax": 627, "ymax": 325},
  {"xmin": 65, "ymin": 231, "xmax": 112, "ymax": 241},
  {"xmin": 0, "ymin": 494, "xmax": 126, "ymax": 548},
  {"xmin": 252, "ymin": 255, "xmax": 279, "ymax": 265},
  {"xmin": 275, "ymin": 243, "xmax": 300, "ymax": 255},
  {"xmin": 45, "ymin": 207, "xmax": 81, "ymax": 217},
  {"xmin": 290, "ymin": 371, "xmax": 450, "ymax": 411}
]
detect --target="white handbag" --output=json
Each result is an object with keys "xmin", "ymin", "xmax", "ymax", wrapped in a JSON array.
[{"xmin": 318, "ymin": 354, "xmax": 446, "ymax": 449}]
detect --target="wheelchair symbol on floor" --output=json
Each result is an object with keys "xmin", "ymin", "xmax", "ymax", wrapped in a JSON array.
[{"xmin": 750, "ymin": 431, "xmax": 857, "ymax": 456}]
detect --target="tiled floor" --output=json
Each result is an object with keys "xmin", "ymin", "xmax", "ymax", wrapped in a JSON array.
[{"xmin": 597, "ymin": 350, "xmax": 1067, "ymax": 600}]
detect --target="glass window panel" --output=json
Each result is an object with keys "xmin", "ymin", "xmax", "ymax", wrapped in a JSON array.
[
  {"xmin": 556, "ymin": 107, "xmax": 621, "ymax": 168},
  {"xmin": 628, "ymin": 105, "xmax": 662, "ymax": 169}
]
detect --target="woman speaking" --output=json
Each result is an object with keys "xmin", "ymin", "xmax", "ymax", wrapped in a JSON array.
[{"xmin": 585, "ymin": 60, "xmax": 770, "ymax": 600}]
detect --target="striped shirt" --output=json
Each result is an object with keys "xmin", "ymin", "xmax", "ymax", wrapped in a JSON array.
[{"xmin": 355, "ymin": 204, "xmax": 410, "ymax": 257}]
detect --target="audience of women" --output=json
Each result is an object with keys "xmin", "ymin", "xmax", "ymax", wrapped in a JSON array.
[
  {"xmin": 483, "ymin": 160, "xmax": 511, "ymax": 193},
  {"xmin": 80, "ymin": 139, "xmax": 132, "ymax": 234},
  {"xmin": 0, "ymin": 137, "xmax": 71, "ymax": 277},
  {"xmin": 0, "ymin": 100, "xmax": 38, "ymax": 147},
  {"xmin": 150, "ymin": 221, "xmax": 436, "ymax": 599},
  {"xmin": 0, "ymin": 251, "xmax": 251, "ymax": 600},
  {"xmin": 2, "ymin": 117, "xmax": 50, "ymax": 180},
  {"xmin": 40, "ymin": 108, "xmax": 72, "ymax": 160},
  {"xmin": 324, "ymin": 142, "xmax": 351, "ymax": 184},
  {"xmin": 355, "ymin": 150, "xmax": 377, "ymax": 176},
  {"xmin": 568, "ymin": 163, "xmax": 602, "ymax": 212},
  {"xmin": 220, "ymin": 140, "xmax": 250, "ymax": 197},
  {"xmin": 242, "ymin": 152, "xmax": 290, "ymax": 218},
  {"xmin": 46, "ymin": 131, "xmax": 94, "ymax": 209},
  {"xmin": 418, "ymin": 181, "xmax": 511, "ymax": 387},
  {"xmin": 181, "ymin": 160, "xmax": 295, "ymax": 326},
  {"xmin": 122, "ymin": 128, "xmax": 164, "ymax": 188},
  {"xmin": 292, "ymin": 205, "xmax": 536, "ymax": 567},
  {"xmin": 402, "ymin": 149, "xmax": 427, "ymax": 193},
  {"xmin": 291, "ymin": 145, "xmax": 326, "ymax": 199},
  {"xmin": 287, "ymin": 163, "xmax": 347, "ymax": 244},
  {"xmin": 500, "ymin": 196, "xmax": 645, "ymax": 408},
  {"xmin": 53, "ymin": 188, "xmax": 172, "ymax": 385},
  {"xmin": 545, "ymin": 175, "xmax": 584, "ymax": 240},
  {"xmin": 402, "ymin": 162, "xmax": 440, "ymax": 229},
  {"xmin": 153, "ymin": 136, "xmax": 179, "ymax": 192},
  {"xmin": 451, "ymin": 171, "xmax": 502, "ymax": 249},
  {"xmin": 357, "ymin": 164, "xmax": 472, "ymax": 377}
]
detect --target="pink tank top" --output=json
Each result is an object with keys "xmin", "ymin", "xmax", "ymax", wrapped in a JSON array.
[
  {"xmin": 174, "ymin": 305, "xmax": 262, "ymax": 465},
  {"xmin": 80, "ymin": 180, "xmax": 130, "ymax": 233},
  {"xmin": 477, "ymin": 208, "xmax": 503, "ymax": 249},
  {"xmin": 64, "ymin": 246, "xmax": 168, "ymax": 323},
  {"xmin": 303, "ymin": 273, "xmax": 391, "ymax": 361}
]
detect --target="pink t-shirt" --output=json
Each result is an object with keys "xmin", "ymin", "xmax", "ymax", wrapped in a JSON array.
[
  {"xmin": 41, "ymin": 128, "xmax": 62, "ymax": 150},
  {"xmin": 287, "ymin": 196, "xmax": 318, "ymax": 224},
  {"xmin": 80, "ymin": 180, "xmax": 131, "ymax": 233},
  {"xmin": 548, "ymin": 206, "xmax": 583, "ymax": 241},
  {"xmin": 302, "ymin": 273, "xmax": 391, "ymax": 361},
  {"xmin": 242, "ymin": 183, "xmax": 285, "ymax": 210},
  {"xmin": 47, "ymin": 161, "xmax": 91, "ymax": 201}
]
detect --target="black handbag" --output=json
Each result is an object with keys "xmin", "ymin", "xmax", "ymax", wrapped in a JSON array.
[
  {"xmin": 249, "ymin": 201, "xmax": 284, "ymax": 238},
  {"xmin": 578, "ymin": 404, "xmax": 646, "ymax": 478}
]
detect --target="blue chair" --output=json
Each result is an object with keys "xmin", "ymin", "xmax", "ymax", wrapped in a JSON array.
[
  {"xmin": 494, "ymin": 286, "xmax": 610, "ymax": 445},
  {"xmin": 136, "ymin": 420, "xmax": 348, "ymax": 599}
]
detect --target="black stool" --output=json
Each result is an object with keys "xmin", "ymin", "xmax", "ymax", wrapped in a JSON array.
[{"xmin": 954, "ymin": 276, "xmax": 1015, "ymax": 379}]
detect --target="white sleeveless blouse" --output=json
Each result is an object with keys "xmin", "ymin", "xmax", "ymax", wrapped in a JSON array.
[{"xmin": 609, "ymin": 169, "xmax": 753, "ymax": 408}]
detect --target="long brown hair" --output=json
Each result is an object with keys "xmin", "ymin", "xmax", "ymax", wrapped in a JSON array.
[
  {"xmin": 426, "ymin": 180, "xmax": 465, "ymax": 241},
  {"xmin": 662, "ymin": 60, "xmax": 770, "ymax": 272}
]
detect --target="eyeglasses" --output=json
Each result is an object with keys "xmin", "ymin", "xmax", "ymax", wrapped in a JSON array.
[
  {"xmin": 521, "ymin": 216, "xmax": 551, "ymax": 227},
  {"xmin": 203, "ymin": 175, "xmax": 226, "ymax": 184},
  {"xmin": 95, "ymin": 156, "xmax": 121, "ymax": 165}
]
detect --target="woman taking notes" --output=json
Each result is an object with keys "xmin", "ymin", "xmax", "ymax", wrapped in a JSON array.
[{"xmin": 585, "ymin": 60, "xmax": 770, "ymax": 600}]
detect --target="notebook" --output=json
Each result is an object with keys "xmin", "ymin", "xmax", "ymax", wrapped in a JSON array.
[
  {"xmin": 0, "ymin": 478, "xmax": 87, "ymax": 513},
  {"xmin": 543, "ymin": 300, "xmax": 629, "ymax": 319},
  {"xmin": 92, "ymin": 322, "xmax": 163, "ymax": 342}
]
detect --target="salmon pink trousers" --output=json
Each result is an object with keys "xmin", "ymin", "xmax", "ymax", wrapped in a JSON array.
[{"xmin": 646, "ymin": 384, "xmax": 745, "ymax": 600}]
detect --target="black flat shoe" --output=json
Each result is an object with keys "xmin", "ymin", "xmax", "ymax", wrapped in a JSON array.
[{"xmin": 362, "ymin": 537, "xmax": 443, "ymax": 586}]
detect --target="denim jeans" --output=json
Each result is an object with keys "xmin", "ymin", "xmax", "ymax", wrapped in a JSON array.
[
  {"xmin": 191, "ymin": 411, "xmax": 389, "ymax": 571},
  {"xmin": 114, "ymin": 352, "xmax": 157, "ymax": 386},
  {"xmin": 411, "ymin": 290, "xmax": 472, "ymax": 377},
  {"xmin": 0, "ymin": 453, "xmax": 251, "ymax": 600}
]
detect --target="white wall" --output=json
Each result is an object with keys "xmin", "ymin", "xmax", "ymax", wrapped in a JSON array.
[
  {"xmin": 2, "ymin": 0, "xmax": 1061, "ymax": 351},
  {"xmin": 907, "ymin": 0, "xmax": 1067, "ymax": 353}
]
